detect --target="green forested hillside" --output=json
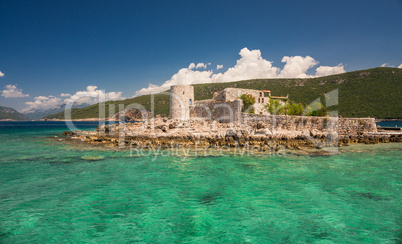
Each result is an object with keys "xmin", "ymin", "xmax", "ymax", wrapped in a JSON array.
[
  {"xmin": 45, "ymin": 67, "xmax": 402, "ymax": 119},
  {"xmin": 0, "ymin": 106, "xmax": 30, "ymax": 120}
]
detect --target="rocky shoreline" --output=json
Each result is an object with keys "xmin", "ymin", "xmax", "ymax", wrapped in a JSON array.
[{"xmin": 63, "ymin": 117, "xmax": 402, "ymax": 151}]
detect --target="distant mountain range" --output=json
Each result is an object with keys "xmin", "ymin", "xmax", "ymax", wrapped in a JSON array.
[
  {"xmin": 22, "ymin": 103, "xmax": 90, "ymax": 120},
  {"xmin": 0, "ymin": 106, "xmax": 30, "ymax": 120},
  {"xmin": 44, "ymin": 67, "xmax": 402, "ymax": 120}
]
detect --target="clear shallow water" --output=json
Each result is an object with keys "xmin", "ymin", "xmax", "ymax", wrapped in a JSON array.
[{"xmin": 0, "ymin": 122, "xmax": 401, "ymax": 243}]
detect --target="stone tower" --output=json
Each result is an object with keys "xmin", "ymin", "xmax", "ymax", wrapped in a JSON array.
[{"xmin": 170, "ymin": 85, "xmax": 194, "ymax": 120}]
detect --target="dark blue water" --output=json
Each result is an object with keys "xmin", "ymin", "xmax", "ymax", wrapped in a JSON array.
[
  {"xmin": 377, "ymin": 120, "xmax": 402, "ymax": 128},
  {"xmin": 0, "ymin": 121, "xmax": 100, "ymax": 131}
]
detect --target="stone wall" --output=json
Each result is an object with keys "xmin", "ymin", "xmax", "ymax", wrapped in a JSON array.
[
  {"xmin": 337, "ymin": 117, "xmax": 377, "ymax": 134},
  {"xmin": 191, "ymin": 99, "xmax": 242, "ymax": 123},
  {"xmin": 242, "ymin": 113, "xmax": 377, "ymax": 134},
  {"xmin": 223, "ymin": 88, "xmax": 264, "ymax": 102}
]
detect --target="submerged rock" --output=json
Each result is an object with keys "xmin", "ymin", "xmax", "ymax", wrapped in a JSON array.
[
  {"xmin": 351, "ymin": 191, "xmax": 393, "ymax": 201},
  {"xmin": 81, "ymin": 155, "xmax": 105, "ymax": 161}
]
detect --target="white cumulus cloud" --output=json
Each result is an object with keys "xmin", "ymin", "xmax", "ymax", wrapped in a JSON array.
[
  {"xmin": 0, "ymin": 71, "xmax": 4, "ymax": 77},
  {"xmin": 22, "ymin": 86, "xmax": 124, "ymax": 113},
  {"xmin": 22, "ymin": 95, "xmax": 62, "ymax": 113},
  {"xmin": 1, "ymin": 84, "xmax": 29, "ymax": 98},
  {"xmin": 196, "ymin": 63, "xmax": 208, "ymax": 69},
  {"xmin": 380, "ymin": 63, "xmax": 396, "ymax": 68},
  {"xmin": 134, "ymin": 47, "xmax": 346, "ymax": 97},
  {"xmin": 135, "ymin": 66, "xmax": 214, "ymax": 96},
  {"xmin": 65, "ymin": 85, "xmax": 124, "ymax": 105},
  {"xmin": 315, "ymin": 64, "xmax": 346, "ymax": 77},
  {"xmin": 212, "ymin": 48, "xmax": 280, "ymax": 83},
  {"xmin": 278, "ymin": 56, "xmax": 318, "ymax": 78},
  {"xmin": 398, "ymin": 64, "xmax": 402, "ymax": 69}
]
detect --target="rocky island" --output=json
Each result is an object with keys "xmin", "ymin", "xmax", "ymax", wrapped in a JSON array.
[{"xmin": 64, "ymin": 86, "xmax": 401, "ymax": 152}]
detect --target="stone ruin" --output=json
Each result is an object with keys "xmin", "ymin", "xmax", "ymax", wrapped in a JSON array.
[{"xmin": 169, "ymin": 85, "xmax": 288, "ymax": 122}]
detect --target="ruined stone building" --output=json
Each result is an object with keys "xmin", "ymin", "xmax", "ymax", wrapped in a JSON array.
[
  {"xmin": 169, "ymin": 85, "xmax": 194, "ymax": 120},
  {"xmin": 170, "ymin": 85, "xmax": 288, "ymax": 122}
]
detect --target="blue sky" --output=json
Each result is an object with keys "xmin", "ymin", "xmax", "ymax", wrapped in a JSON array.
[{"xmin": 0, "ymin": 0, "xmax": 401, "ymax": 112}]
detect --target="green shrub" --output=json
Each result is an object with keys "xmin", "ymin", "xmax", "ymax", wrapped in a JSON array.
[
  {"xmin": 305, "ymin": 102, "xmax": 327, "ymax": 116},
  {"xmin": 286, "ymin": 102, "xmax": 304, "ymax": 116},
  {"xmin": 240, "ymin": 94, "xmax": 256, "ymax": 113},
  {"xmin": 266, "ymin": 99, "xmax": 304, "ymax": 116},
  {"xmin": 267, "ymin": 98, "xmax": 284, "ymax": 115}
]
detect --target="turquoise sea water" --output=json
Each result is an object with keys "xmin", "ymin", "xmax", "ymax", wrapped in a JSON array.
[{"xmin": 0, "ymin": 122, "xmax": 401, "ymax": 243}]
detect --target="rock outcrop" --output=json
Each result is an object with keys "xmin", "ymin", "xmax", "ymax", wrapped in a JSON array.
[{"xmin": 65, "ymin": 116, "xmax": 401, "ymax": 151}]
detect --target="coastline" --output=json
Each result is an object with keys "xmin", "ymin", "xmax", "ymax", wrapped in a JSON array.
[
  {"xmin": 375, "ymin": 118, "xmax": 402, "ymax": 122},
  {"xmin": 2, "ymin": 117, "xmax": 399, "ymax": 123}
]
